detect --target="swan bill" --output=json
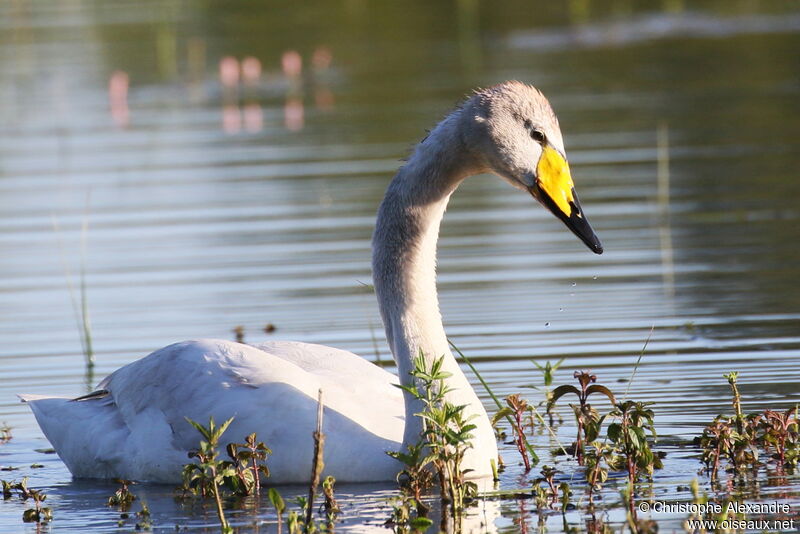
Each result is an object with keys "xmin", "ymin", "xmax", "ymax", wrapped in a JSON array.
[{"xmin": 532, "ymin": 146, "xmax": 604, "ymax": 255}]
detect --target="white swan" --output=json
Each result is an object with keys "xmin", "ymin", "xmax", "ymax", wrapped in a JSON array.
[{"xmin": 22, "ymin": 81, "xmax": 602, "ymax": 483}]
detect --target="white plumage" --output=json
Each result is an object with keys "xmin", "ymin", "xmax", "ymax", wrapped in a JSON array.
[
  {"xmin": 24, "ymin": 339, "xmax": 403, "ymax": 482},
  {"xmin": 23, "ymin": 81, "xmax": 602, "ymax": 483}
]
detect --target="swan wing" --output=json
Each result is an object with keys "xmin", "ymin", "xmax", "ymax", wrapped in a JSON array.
[{"xmin": 24, "ymin": 339, "xmax": 404, "ymax": 482}]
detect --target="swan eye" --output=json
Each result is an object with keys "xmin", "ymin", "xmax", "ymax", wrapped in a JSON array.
[{"xmin": 530, "ymin": 129, "xmax": 546, "ymax": 144}]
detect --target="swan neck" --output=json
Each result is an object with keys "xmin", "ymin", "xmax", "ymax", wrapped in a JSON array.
[
  {"xmin": 372, "ymin": 108, "xmax": 491, "ymax": 450},
  {"xmin": 372, "ymin": 110, "xmax": 475, "ymax": 373}
]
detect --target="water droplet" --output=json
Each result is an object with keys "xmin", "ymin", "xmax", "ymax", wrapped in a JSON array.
[
  {"xmin": 593, "ymin": 276, "xmax": 598, "ymax": 280},
  {"xmin": 571, "ymin": 282, "xmax": 577, "ymax": 287},
  {"xmin": 545, "ymin": 322, "xmax": 550, "ymax": 328},
  {"xmin": 558, "ymin": 307, "xmax": 563, "ymax": 312}
]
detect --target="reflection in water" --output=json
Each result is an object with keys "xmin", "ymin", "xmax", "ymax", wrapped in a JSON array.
[
  {"xmin": 219, "ymin": 55, "xmax": 240, "ymax": 88},
  {"xmin": 108, "ymin": 70, "xmax": 129, "ymax": 128},
  {"xmin": 282, "ymin": 50, "xmax": 305, "ymax": 131},
  {"xmin": 509, "ymin": 11, "xmax": 800, "ymax": 51},
  {"xmin": 312, "ymin": 46, "xmax": 335, "ymax": 111},
  {"xmin": 220, "ymin": 56, "xmax": 242, "ymax": 134},
  {"xmin": 242, "ymin": 56, "xmax": 264, "ymax": 132},
  {"xmin": 281, "ymin": 49, "xmax": 303, "ymax": 81},
  {"xmin": 657, "ymin": 123, "xmax": 676, "ymax": 306},
  {"xmin": 219, "ymin": 55, "xmax": 266, "ymax": 134},
  {"xmin": 241, "ymin": 56, "xmax": 262, "ymax": 84},
  {"xmin": 284, "ymin": 96, "xmax": 304, "ymax": 132}
]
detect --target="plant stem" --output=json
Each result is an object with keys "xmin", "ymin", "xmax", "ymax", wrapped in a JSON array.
[
  {"xmin": 448, "ymin": 339, "xmax": 540, "ymax": 465},
  {"xmin": 306, "ymin": 389, "xmax": 325, "ymax": 527},
  {"xmin": 210, "ymin": 464, "xmax": 229, "ymax": 532},
  {"xmin": 623, "ymin": 325, "xmax": 653, "ymax": 402}
]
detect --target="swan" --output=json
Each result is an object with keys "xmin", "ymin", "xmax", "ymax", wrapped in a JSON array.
[{"xmin": 21, "ymin": 81, "xmax": 602, "ymax": 484}]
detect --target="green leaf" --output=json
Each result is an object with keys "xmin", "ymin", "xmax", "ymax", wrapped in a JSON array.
[
  {"xmin": 217, "ymin": 417, "xmax": 235, "ymax": 439},
  {"xmin": 585, "ymin": 385, "xmax": 616, "ymax": 405},
  {"xmin": 409, "ymin": 516, "xmax": 434, "ymax": 530},
  {"xmin": 268, "ymin": 487, "xmax": 285, "ymax": 514},
  {"xmin": 607, "ymin": 423, "xmax": 621, "ymax": 443},
  {"xmin": 184, "ymin": 417, "xmax": 211, "ymax": 441},
  {"xmin": 584, "ymin": 420, "xmax": 600, "ymax": 442},
  {"xmin": 549, "ymin": 385, "xmax": 581, "ymax": 408},
  {"xmin": 627, "ymin": 427, "xmax": 641, "ymax": 449}
]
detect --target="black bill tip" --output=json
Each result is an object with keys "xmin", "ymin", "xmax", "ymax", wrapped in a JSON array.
[{"xmin": 533, "ymin": 187, "xmax": 603, "ymax": 255}]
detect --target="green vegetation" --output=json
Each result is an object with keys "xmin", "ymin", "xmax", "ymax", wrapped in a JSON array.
[
  {"xmin": 7, "ymin": 349, "xmax": 800, "ymax": 532},
  {"xmin": 607, "ymin": 400, "xmax": 662, "ymax": 487},
  {"xmin": 181, "ymin": 416, "xmax": 235, "ymax": 532},
  {"xmin": 268, "ymin": 487, "xmax": 286, "ymax": 533},
  {"xmin": 173, "ymin": 391, "xmax": 339, "ymax": 534},
  {"xmin": 698, "ymin": 372, "xmax": 799, "ymax": 480},
  {"xmin": 548, "ymin": 370, "xmax": 616, "ymax": 465},
  {"xmin": 450, "ymin": 339, "xmax": 540, "ymax": 466},
  {"xmin": 107, "ymin": 478, "xmax": 136, "ymax": 509},
  {"xmin": 495, "ymin": 394, "xmax": 534, "ymax": 471},
  {"xmin": 532, "ymin": 357, "xmax": 565, "ymax": 425},
  {"xmin": 389, "ymin": 353, "xmax": 478, "ymax": 532},
  {"xmin": 1, "ymin": 478, "xmax": 53, "ymax": 524},
  {"xmin": 226, "ymin": 432, "xmax": 272, "ymax": 497},
  {"xmin": 53, "ymin": 212, "xmax": 95, "ymax": 380}
]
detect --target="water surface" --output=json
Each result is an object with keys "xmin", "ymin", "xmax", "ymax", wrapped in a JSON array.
[{"xmin": 1, "ymin": 1, "xmax": 799, "ymax": 531}]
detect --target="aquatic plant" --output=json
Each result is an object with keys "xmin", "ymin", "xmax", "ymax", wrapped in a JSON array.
[
  {"xmin": 107, "ymin": 478, "xmax": 136, "ymax": 510},
  {"xmin": 233, "ymin": 325, "xmax": 245, "ymax": 343},
  {"xmin": 287, "ymin": 509, "xmax": 302, "ymax": 534},
  {"xmin": 702, "ymin": 420, "xmax": 727, "ymax": 479},
  {"xmin": 533, "ymin": 465, "xmax": 560, "ymax": 506},
  {"xmin": 305, "ymin": 389, "xmax": 326, "ymax": 529},
  {"xmin": 21, "ymin": 487, "xmax": 52, "ymax": 523},
  {"xmin": 2, "ymin": 477, "xmax": 53, "ymax": 523},
  {"xmin": 134, "ymin": 502, "xmax": 152, "ymax": 530},
  {"xmin": 698, "ymin": 417, "xmax": 738, "ymax": 479},
  {"xmin": 492, "ymin": 394, "xmax": 531, "ymax": 473},
  {"xmin": 52, "ymin": 211, "xmax": 95, "ymax": 377},
  {"xmin": 696, "ymin": 373, "xmax": 798, "ymax": 479},
  {"xmin": 724, "ymin": 372, "xmax": 744, "ymax": 433},
  {"xmin": 606, "ymin": 400, "xmax": 662, "ymax": 487},
  {"xmin": 759, "ymin": 407, "xmax": 799, "ymax": 467},
  {"xmin": 322, "ymin": 476, "xmax": 340, "ymax": 526},
  {"xmin": 548, "ymin": 370, "xmax": 616, "ymax": 464},
  {"xmin": 268, "ymin": 487, "xmax": 286, "ymax": 534},
  {"xmin": 532, "ymin": 358, "xmax": 565, "ymax": 425},
  {"xmin": 583, "ymin": 441, "xmax": 617, "ymax": 502},
  {"xmin": 117, "ymin": 501, "xmax": 152, "ymax": 531},
  {"xmin": 225, "ymin": 432, "xmax": 272, "ymax": 496},
  {"xmin": 449, "ymin": 339, "xmax": 538, "ymax": 466},
  {"xmin": 386, "ymin": 494, "xmax": 434, "ymax": 534},
  {"xmin": 181, "ymin": 416, "xmax": 234, "ymax": 533},
  {"xmin": 387, "ymin": 440, "xmax": 435, "ymax": 515},
  {"xmin": 681, "ymin": 478, "xmax": 710, "ymax": 532},
  {"xmin": 386, "ymin": 439, "xmax": 435, "ymax": 532},
  {"xmin": 489, "ymin": 457, "xmax": 500, "ymax": 483},
  {"xmin": 392, "ymin": 352, "xmax": 478, "ymax": 529},
  {"xmin": 179, "ymin": 414, "xmax": 274, "ymax": 523},
  {"xmin": 0, "ymin": 422, "xmax": 11, "ymax": 444}
]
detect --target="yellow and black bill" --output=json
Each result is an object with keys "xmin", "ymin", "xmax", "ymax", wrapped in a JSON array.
[{"xmin": 530, "ymin": 145, "xmax": 603, "ymax": 255}]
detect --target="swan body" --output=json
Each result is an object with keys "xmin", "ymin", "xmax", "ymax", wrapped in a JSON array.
[
  {"xmin": 23, "ymin": 81, "xmax": 602, "ymax": 483},
  {"xmin": 23, "ymin": 339, "xmax": 403, "ymax": 482}
]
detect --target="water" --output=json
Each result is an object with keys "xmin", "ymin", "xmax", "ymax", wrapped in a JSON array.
[{"xmin": 1, "ymin": 0, "xmax": 799, "ymax": 531}]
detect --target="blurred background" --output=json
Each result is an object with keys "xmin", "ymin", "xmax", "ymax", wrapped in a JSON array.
[{"xmin": 0, "ymin": 0, "xmax": 799, "ymax": 529}]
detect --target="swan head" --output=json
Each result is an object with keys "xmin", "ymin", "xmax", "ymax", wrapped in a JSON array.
[{"xmin": 463, "ymin": 81, "xmax": 603, "ymax": 254}]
